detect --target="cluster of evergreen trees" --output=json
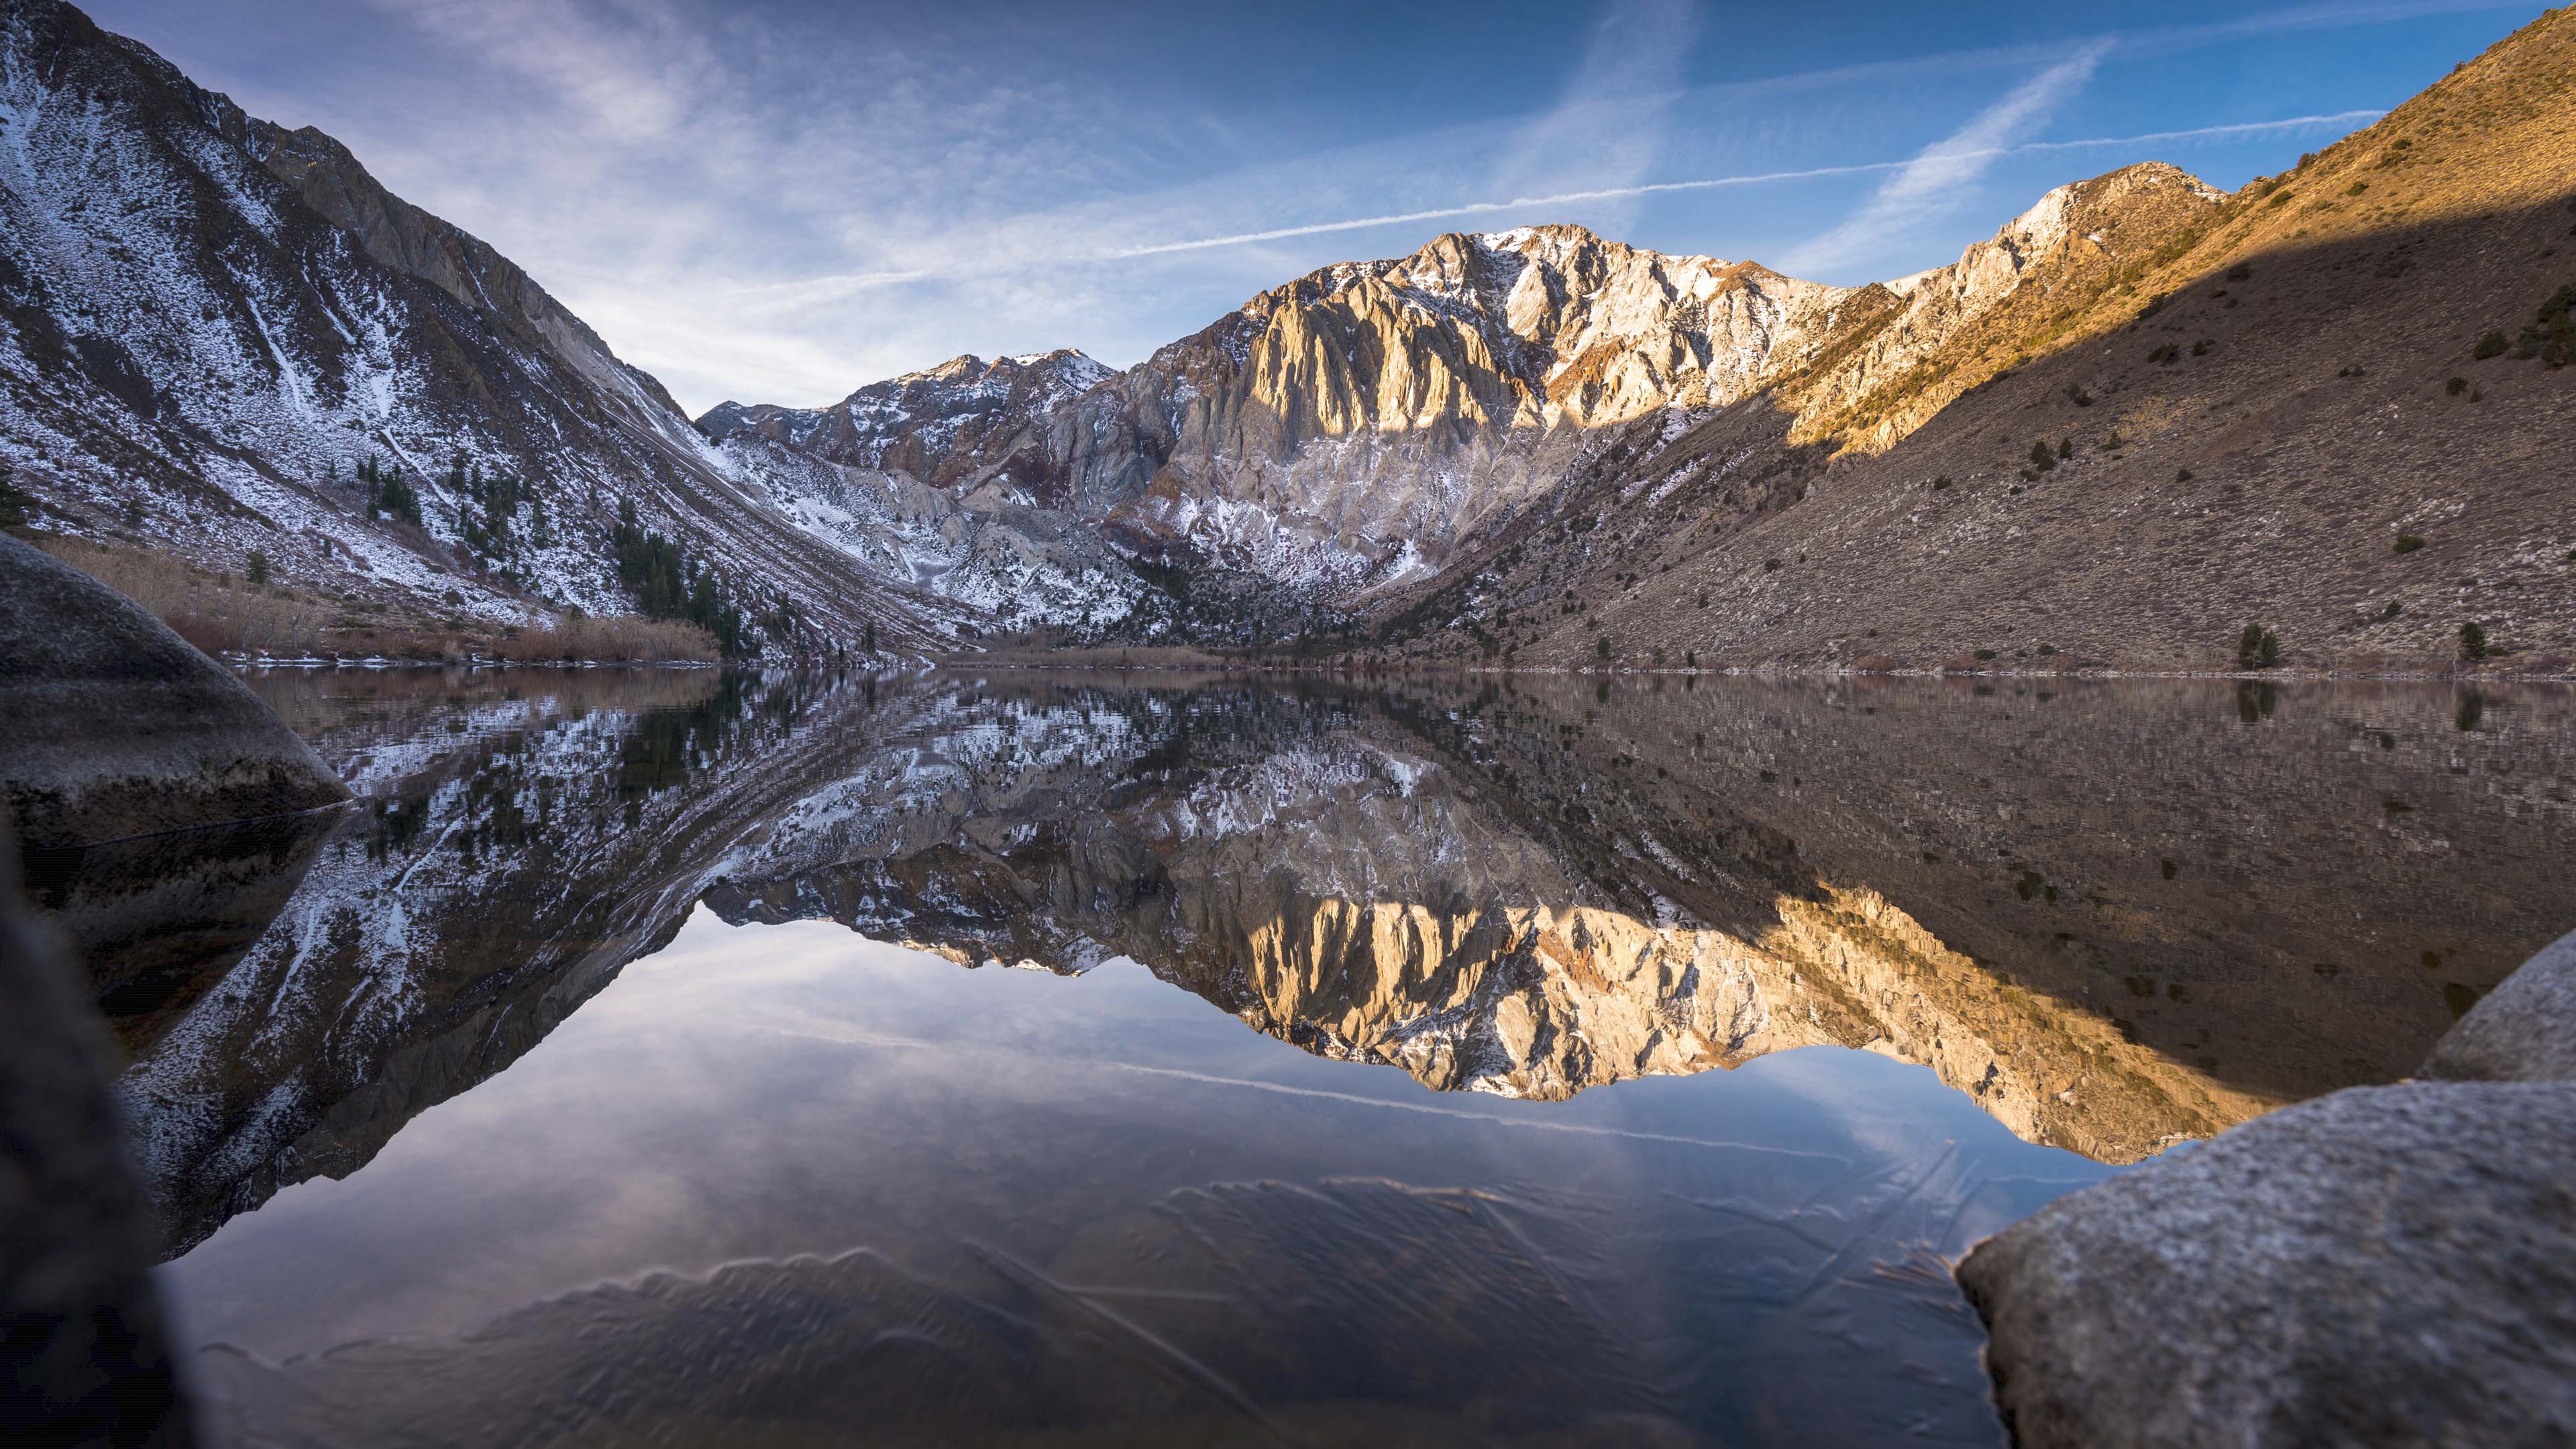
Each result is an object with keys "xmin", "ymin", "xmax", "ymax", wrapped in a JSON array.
[
  {"xmin": 610, "ymin": 499, "xmax": 747, "ymax": 655},
  {"xmin": 338, "ymin": 443, "xmax": 841, "ymax": 661},
  {"xmin": 356, "ymin": 455, "xmax": 421, "ymax": 526},
  {"xmin": 450, "ymin": 450, "xmax": 550, "ymax": 572}
]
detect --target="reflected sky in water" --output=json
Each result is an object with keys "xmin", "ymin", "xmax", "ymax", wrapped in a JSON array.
[
  {"xmin": 176, "ymin": 910, "xmax": 2102, "ymax": 1447},
  {"xmin": 69, "ymin": 667, "xmax": 2571, "ymax": 1446}
]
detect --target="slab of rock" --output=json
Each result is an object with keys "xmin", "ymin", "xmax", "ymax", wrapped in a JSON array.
[
  {"xmin": 0, "ymin": 837, "xmax": 195, "ymax": 1445},
  {"xmin": 1957, "ymin": 1079, "xmax": 2576, "ymax": 1446},
  {"xmin": 2419, "ymin": 927, "xmax": 2576, "ymax": 1085},
  {"xmin": 0, "ymin": 535, "xmax": 346, "ymax": 848}
]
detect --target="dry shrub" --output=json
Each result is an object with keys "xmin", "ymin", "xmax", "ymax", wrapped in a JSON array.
[
  {"xmin": 39, "ymin": 537, "xmax": 331, "ymax": 656},
  {"xmin": 492, "ymin": 615, "xmax": 720, "ymax": 663},
  {"xmin": 1849, "ymin": 654, "xmax": 1908, "ymax": 672},
  {"xmin": 331, "ymin": 627, "xmax": 474, "ymax": 661},
  {"xmin": 974, "ymin": 643, "xmax": 1232, "ymax": 669}
]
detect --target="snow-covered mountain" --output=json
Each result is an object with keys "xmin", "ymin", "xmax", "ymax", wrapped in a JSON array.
[
  {"xmin": 0, "ymin": 0, "xmax": 1006, "ymax": 652},
  {"xmin": 712, "ymin": 182, "xmax": 2226, "ymax": 612},
  {"xmin": 702, "ymin": 350, "xmax": 1114, "ymax": 505}
]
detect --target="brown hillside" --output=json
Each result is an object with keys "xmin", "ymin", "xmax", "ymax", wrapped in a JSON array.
[{"xmin": 1381, "ymin": 5, "xmax": 2576, "ymax": 677}]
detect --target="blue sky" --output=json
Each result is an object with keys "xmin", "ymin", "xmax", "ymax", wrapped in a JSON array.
[{"xmin": 84, "ymin": 0, "xmax": 2552, "ymax": 415}]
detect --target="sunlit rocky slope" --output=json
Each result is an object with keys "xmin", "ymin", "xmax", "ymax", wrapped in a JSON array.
[{"xmin": 1374, "ymin": 7, "xmax": 2576, "ymax": 672}]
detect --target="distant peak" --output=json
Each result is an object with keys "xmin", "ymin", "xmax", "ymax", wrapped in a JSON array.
[{"xmin": 1471, "ymin": 222, "xmax": 1604, "ymax": 251}]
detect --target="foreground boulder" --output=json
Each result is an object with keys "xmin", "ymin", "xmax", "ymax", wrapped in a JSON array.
[
  {"xmin": 0, "ymin": 835, "xmax": 195, "ymax": 1445},
  {"xmin": 0, "ymin": 535, "xmax": 347, "ymax": 848},
  {"xmin": 2418, "ymin": 928, "xmax": 2576, "ymax": 1085},
  {"xmin": 1959, "ymin": 928, "xmax": 2576, "ymax": 1447}
]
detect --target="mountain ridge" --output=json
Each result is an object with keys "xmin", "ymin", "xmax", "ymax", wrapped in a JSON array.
[
  {"xmin": 704, "ymin": 176, "xmax": 2224, "ymax": 621},
  {"xmin": 5, "ymin": 0, "xmax": 2570, "ymax": 669}
]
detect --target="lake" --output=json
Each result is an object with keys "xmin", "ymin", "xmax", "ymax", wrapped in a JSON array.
[{"xmin": 60, "ymin": 667, "xmax": 2575, "ymax": 1446}]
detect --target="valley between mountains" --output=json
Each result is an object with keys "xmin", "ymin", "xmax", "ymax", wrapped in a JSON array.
[{"xmin": 2, "ymin": 0, "xmax": 2571, "ymax": 671}]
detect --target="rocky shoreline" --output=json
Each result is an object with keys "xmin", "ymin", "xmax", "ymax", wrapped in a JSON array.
[
  {"xmin": 1960, "ymin": 927, "xmax": 2576, "ymax": 1446},
  {"xmin": 0, "ymin": 537, "xmax": 348, "ymax": 850}
]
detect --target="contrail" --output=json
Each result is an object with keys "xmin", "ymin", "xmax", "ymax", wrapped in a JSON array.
[
  {"xmin": 1110, "ymin": 110, "xmax": 2383, "ymax": 258},
  {"xmin": 1790, "ymin": 40, "xmax": 2111, "ymax": 276}
]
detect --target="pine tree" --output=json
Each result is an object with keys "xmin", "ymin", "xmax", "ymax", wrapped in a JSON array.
[{"xmin": 373, "ymin": 465, "xmax": 422, "ymax": 527}]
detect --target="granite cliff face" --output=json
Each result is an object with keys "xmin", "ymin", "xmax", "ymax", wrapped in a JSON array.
[
  {"xmin": 714, "ymin": 207, "xmax": 2218, "ymax": 610},
  {"xmin": 1095, "ymin": 227, "xmax": 1872, "ymax": 592}
]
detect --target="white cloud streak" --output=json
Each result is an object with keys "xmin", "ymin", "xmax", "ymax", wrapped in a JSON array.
[
  {"xmin": 1786, "ymin": 42, "xmax": 2113, "ymax": 276},
  {"xmin": 362, "ymin": 0, "xmax": 708, "ymax": 139},
  {"xmin": 1031, "ymin": 111, "xmax": 2388, "ymax": 263},
  {"xmin": 188, "ymin": 0, "xmax": 2498, "ymax": 412},
  {"xmin": 1487, "ymin": 0, "xmax": 1704, "ymax": 211}
]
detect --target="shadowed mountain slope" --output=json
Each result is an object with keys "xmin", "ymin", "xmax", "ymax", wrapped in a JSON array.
[{"xmin": 1377, "ymin": 7, "xmax": 2576, "ymax": 673}]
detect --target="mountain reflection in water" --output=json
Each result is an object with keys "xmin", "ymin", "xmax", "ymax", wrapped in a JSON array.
[{"xmin": 68, "ymin": 668, "xmax": 2573, "ymax": 1446}]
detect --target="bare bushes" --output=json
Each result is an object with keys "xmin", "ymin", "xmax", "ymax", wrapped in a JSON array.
[
  {"xmin": 40, "ymin": 537, "xmax": 718, "ymax": 662},
  {"xmin": 39, "ymin": 537, "xmax": 329, "ymax": 655},
  {"xmin": 492, "ymin": 610, "xmax": 721, "ymax": 665},
  {"xmin": 490, "ymin": 616, "xmax": 720, "ymax": 663}
]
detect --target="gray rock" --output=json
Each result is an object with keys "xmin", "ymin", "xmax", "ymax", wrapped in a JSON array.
[
  {"xmin": 1957, "ymin": 1081, "xmax": 2576, "ymax": 1448},
  {"xmin": 0, "ymin": 831, "xmax": 195, "ymax": 1445},
  {"xmin": 2420, "ymin": 927, "xmax": 2576, "ymax": 1084},
  {"xmin": 0, "ymin": 534, "xmax": 347, "ymax": 849}
]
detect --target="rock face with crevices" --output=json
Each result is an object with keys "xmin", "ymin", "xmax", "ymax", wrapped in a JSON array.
[
  {"xmin": 0, "ymin": 533, "xmax": 347, "ymax": 847},
  {"xmin": 1957, "ymin": 924, "xmax": 2576, "ymax": 1448}
]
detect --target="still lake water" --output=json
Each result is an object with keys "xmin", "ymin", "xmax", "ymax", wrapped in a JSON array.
[{"xmin": 57, "ymin": 667, "xmax": 2576, "ymax": 1446}]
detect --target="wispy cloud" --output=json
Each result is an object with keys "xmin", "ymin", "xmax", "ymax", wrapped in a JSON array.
[
  {"xmin": 131, "ymin": 0, "xmax": 2519, "ymax": 413},
  {"xmin": 1487, "ymin": 0, "xmax": 1703, "ymax": 215},
  {"xmin": 1785, "ymin": 41, "xmax": 2113, "ymax": 276},
  {"xmin": 362, "ymin": 0, "xmax": 709, "ymax": 138},
  {"xmin": 1101, "ymin": 111, "xmax": 2379, "ymax": 262}
]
